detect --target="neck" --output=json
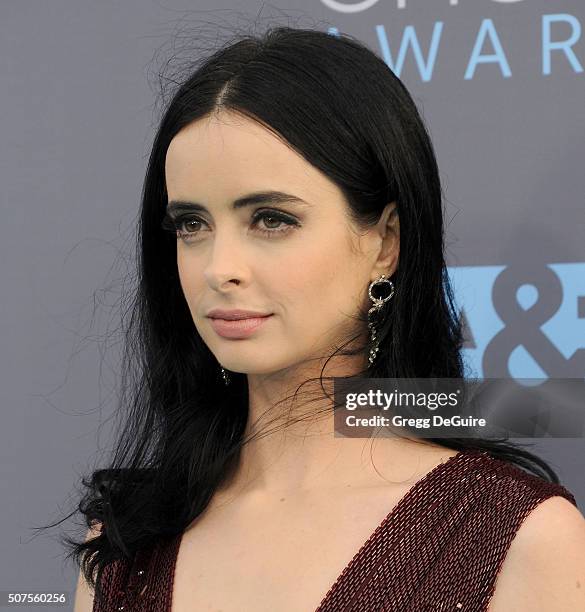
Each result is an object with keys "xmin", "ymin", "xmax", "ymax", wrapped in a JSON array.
[{"xmin": 214, "ymin": 353, "xmax": 440, "ymax": 500}]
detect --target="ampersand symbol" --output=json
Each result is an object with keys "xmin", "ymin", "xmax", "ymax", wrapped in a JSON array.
[{"xmin": 483, "ymin": 264, "xmax": 585, "ymax": 378}]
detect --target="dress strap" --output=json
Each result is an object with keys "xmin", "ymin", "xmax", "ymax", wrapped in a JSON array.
[
  {"xmin": 319, "ymin": 450, "xmax": 577, "ymax": 612},
  {"xmin": 93, "ymin": 534, "xmax": 182, "ymax": 611}
]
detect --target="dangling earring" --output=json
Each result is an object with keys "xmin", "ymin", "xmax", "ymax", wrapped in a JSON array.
[
  {"xmin": 367, "ymin": 274, "xmax": 395, "ymax": 366},
  {"xmin": 220, "ymin": 366, "xmax": 231, "ymax": 386}
]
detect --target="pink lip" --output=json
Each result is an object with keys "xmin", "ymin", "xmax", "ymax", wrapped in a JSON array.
[
  {"xmin": 208, "ymin": 314, "xmax": 273, "ymax": 339},
  {"xmin": 207, "ymin": 308, "xmax": 272, "ymax": 320}
]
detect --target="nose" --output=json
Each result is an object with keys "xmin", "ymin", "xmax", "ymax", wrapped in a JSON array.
[{"xmin": 203, "ymin": 232, "xmax": 247, "ymax": 291}]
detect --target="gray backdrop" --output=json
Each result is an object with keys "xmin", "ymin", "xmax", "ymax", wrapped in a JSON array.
[{"xmin": 2, "ymin": 0, "xmax": 583, "ymax": 607}]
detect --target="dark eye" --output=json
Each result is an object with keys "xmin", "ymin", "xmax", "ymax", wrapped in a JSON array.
[
  {"xmin": 260, "ymin": 214, "xmax": 285, "ymax": 229},
  {"xmin": 160, "ymin": 208, "xmax": 301, "ymax": 242},
  {"xmin": 182, "ymin": 218, "xmax": 203, "ymax": 233},
  {"xmin": 160, "ymin": 213, "xmax": 208, "ymax": 241},
  {"xmin": 251, "ymin": 209, "xmax": 300, "ymax": 236}
]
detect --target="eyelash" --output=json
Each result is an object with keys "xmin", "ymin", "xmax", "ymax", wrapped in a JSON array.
[{"xmin": 160, "ymin": 209, "xmax": 301, "ymax": 242}]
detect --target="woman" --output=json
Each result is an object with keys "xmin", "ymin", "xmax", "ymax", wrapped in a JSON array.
[{"xmin": 70, "ymin": 26, "xmax": 584, "ymax": 611}]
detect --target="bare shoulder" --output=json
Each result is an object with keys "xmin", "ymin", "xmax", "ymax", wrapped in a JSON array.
[
  {"xmin": 488, "ymin": 495, "xmax": 585, "ymax": 611},
  {"xmin": 73, "ymin": 523, "xmax": 102, "ymax": 612}
]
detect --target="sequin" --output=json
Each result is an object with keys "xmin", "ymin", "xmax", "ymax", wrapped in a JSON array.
[{"xmin": 92, "ymin": 449, "xmax": 577, "ymax": 611}]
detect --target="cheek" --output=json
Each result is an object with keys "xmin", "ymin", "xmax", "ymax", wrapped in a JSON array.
[
  {"xmin": 177, "ymin": 254, "xmax": 204, "ymax": 312},
  {"xmin": 282, "ymin": 243, "xmax": 339, "ymax": 297},
  {"xmin": 276, "ymin": 235, "xmax": 365, "ymax": 326}
]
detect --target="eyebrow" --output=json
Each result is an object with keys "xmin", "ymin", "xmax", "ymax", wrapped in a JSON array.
[{"xmin": 166, "ymin": 190, "xmax": 310, "ymax": 215}]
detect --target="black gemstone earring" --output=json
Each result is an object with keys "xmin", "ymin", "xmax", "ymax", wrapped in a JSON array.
[{"xmin": 367, "ymin": 274, "xmax": 395, "ymax": 366}]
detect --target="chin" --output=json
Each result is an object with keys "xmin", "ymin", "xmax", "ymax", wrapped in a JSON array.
[
  {"xmin": 221, "ymin": 363, "xmax": 275, "ymax": 376},
  {"xmin": 219, "ymin": 355, "xmax": 291, "ymax": 376}
]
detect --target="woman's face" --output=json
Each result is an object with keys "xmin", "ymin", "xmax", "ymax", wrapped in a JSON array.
[{"xmin": 164, "ymin": 111, "xmax": 398, "ymax": 375}]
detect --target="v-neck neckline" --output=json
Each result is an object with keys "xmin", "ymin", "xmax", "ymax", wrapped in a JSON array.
[
  {"xmin": 165, "ymin": 449, "xmax": 475, "ymax": 612},
  {"xmin": 313, "ymin": 448, "xmax": 472, "ymax": 611}
]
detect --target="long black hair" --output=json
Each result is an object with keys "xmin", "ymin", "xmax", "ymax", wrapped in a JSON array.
[{"xmin": 50, "ymin": 25, "xmax": 565, "ymax": 603}]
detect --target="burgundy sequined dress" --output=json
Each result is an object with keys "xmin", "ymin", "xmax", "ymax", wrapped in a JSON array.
[{"xmin": 92, "ymin": 449, "xmax": 578, "ymax": 611}]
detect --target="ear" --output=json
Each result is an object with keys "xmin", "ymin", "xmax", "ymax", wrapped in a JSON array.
[{"xmin": 370, "ymin": 201, "xmax": 399, "ymax": 281}]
